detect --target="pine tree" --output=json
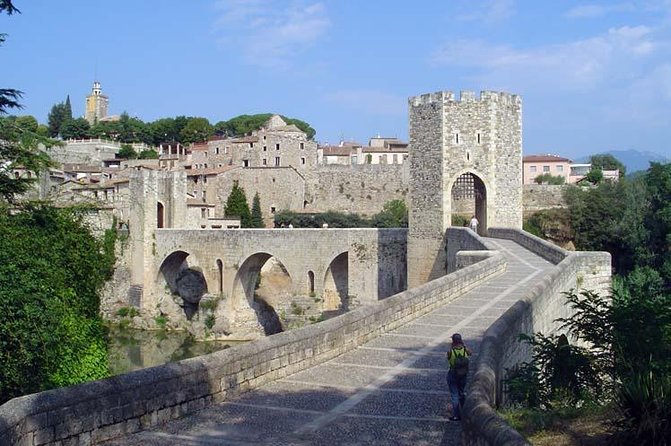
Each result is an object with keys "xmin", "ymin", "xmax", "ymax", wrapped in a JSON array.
[
  {"xmin": 225, "ymin": 183, "xmax": 252, "ymax": 228},
  {"xmin": 251, "ymin": 192, "xmax": 264, "ymax": 228},
  {"xmin": 64, "ymin": 95, "xmax": 72, "ymax": 120}
]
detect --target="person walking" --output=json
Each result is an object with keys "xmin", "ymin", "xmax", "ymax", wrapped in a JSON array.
[
  {"xmin": 447, "ymin": 333, "xmax": 471, "ymax": 421},
  {"xmin": 469, "ymin": 215, "xmax": 479, "ymax": 234}
]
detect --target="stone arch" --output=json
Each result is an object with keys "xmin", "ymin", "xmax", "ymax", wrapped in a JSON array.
[
  {"xmin": 323, "ymin": 252, "xmax": 348, "ymax": 311},
  {"xmin": 232, "ymin": 252, "xmax": 292, "ymax": 335},
  {"xmin": 450, "ymin": 171, "xmax": 488, "ymax": 235},
  {"xmin": 157, "ymin": 251, "xmax": 208, "ymax": 319},
  {"xmin": 157, "ymin": 201, "xmax": 165, "ymax": 228}
]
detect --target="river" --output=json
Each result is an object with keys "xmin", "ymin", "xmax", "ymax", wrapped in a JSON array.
[{"xmin": 107, "ymin": 327, "xmax": 245, "ymax": 376}]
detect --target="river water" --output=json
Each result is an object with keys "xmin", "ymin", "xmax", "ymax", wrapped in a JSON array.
[{"xmin": 107, "ymin": 328, "xmax": 245, "ymax": 376}]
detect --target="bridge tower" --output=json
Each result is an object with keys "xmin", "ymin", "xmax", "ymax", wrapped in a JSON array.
[{"xmin": 407, "ymin": 90, "xmax": 522, "ymax": 288}]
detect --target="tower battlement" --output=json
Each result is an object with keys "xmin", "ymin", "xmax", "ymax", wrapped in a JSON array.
[{"xmin": 409, "ymin": 90, "xmax": 520, "ymax": 107}]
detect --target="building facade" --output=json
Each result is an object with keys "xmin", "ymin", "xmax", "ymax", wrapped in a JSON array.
[{"xmin": 85, "ymin": 81, "xmax": 109, "ymax": 124}]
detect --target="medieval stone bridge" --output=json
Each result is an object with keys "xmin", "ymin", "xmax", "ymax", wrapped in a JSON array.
[
  {"xmin": 148, "ymin": 228, "xmax": 407, "ymax": 336},
  {"xmin": 0, "ymin": 228, "xmax": 610, "ymax": 445}
]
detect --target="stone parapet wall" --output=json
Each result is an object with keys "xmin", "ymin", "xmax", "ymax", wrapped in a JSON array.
[
  {"xmin": 460, "ymin": 229, "xmax": 611, "ymax": 446},
  {"xmin": 488, "ymin": 227, "xmax": 569, "ymax": 265},
  {"xmin": 0, "ymin": 249, "xmax": 505, "ymax": 445}
]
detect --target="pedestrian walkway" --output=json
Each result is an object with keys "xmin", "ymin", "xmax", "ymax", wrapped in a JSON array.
[{"xmin": 103, "ymin": 238, "xmax": 555, "ymax": 445}]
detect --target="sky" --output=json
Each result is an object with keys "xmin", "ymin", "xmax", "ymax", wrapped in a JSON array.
[{"xmin": 3, "ymin": 0, "xmax": 671, "ymax": 160}]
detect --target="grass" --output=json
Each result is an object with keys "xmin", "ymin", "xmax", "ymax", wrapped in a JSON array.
[{"xmin": 502, "ymin": 405, "xmax": 613, "ymax": 446}]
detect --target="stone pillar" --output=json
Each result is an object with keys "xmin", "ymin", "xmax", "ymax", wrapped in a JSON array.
[{"xmin": 129, "ymin": 169, "xmax": 158, "ymax": 309}]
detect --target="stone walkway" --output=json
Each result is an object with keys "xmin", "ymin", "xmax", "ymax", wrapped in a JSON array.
[{"xmin": 103, "ymin": 238, "xmax": 554, "ymax": 446}]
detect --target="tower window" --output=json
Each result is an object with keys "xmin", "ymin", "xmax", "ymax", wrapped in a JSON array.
[
  {"xmin": 455, "ymin": 133, "xmax": 460, "ymax": 144},
  {"xmin": 477, "ymin": 133, "xmax": 481, "ymax": 144},
  {"xmin": 275, "ymin": 157, "xmax": 280, "ymax": 166},
  {"xmin": 300, "ymin": 142, "xmax": 304, "ymax": 150},
  {"xmin": 275, "ymin": 143, "xmax": 280, "ymax": 150},
  {"xmin": 243, "ymin": 159, "xmax": 250, "ymax": 167}
]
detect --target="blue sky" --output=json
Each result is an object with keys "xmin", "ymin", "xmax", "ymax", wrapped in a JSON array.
[{"xmin": 3, "ymin": 0, "xmax": 671, "ymax": 160}]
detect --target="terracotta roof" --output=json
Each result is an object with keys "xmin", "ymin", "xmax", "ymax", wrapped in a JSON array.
[
  {"xmin": 523, "ymin": 154, "xmax": 572, "ymax": 163},
  {"xmin": 321, "ymin": 146, "xmax": 356, "ymax": 156}
]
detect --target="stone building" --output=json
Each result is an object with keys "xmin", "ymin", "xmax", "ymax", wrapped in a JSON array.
[
  {"xmin": 205, "ymin": 115, "xmax": 317, "ymax": 170},
  {"xmin": 85, "ymin": 81, "xmax": 109, "ymax": 124},
  {"xmin": 407, "ymin": 90, "xmax": 523, "ymax": 287}
]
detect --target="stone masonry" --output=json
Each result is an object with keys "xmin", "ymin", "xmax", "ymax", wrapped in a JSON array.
[{"xmin": 407, "ymin": 90, "xmax": 523, "ymax": 288}]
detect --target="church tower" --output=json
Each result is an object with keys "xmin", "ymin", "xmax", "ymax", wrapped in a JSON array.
[{"xmin": 85, "ymin": 81, "xmax": 109, "ymax": 124}]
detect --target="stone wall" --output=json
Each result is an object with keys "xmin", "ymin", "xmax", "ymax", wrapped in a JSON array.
[
  {"xmin": 306, "ymin": 164, "xmax": 409, "ymax": 216},
  {"xmin": 45, "ymin": 140, "xmax": 120, "ymax": 165},
  {"xmin": 460, "ymin": 228, "xmax": 611, "ymax": 446},
  {"xmin": 523, "ymin": 184, "xmax": 567, "ymax": 214},
  {"xmin": 0, "ymin": 249, "xmax": 506, "ymax": 446}
]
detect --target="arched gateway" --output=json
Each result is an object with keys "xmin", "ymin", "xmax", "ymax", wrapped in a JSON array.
[{"xmin": 407, "ymin": 90, "xmax": 523, "ymax": 287}]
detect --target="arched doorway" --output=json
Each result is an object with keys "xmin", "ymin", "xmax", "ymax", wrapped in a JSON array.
[
  {"xmin": 451, "ymin": 172, "xmax": 487, "ymax": 235},
  {"xmin": 216, "ymin": 259, "xmax": 224, "ymax": 294},
  {"xmin": 307, "ymin": 271, "xmax": 315, "ymax": 296},
  {"xmin": 323, "ymin": 252, "xmax": 348, "ymax": 312},
  {"xmin": 232, "ymin": 253, "xmax": 292, "ymax": 335},
  {"xmin": 157, "ymin": 202, "xmax": 165, "ymax": 228}
]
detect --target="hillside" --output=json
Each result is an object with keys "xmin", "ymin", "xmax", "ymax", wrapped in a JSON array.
[{"xmin": 577, "ymin": 149, "xmax": 670, "ymax": 174}]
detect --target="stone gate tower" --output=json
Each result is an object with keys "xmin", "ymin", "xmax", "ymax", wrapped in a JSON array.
[{"xmin": 407, "ymin": 90, "xmax": 522, "ymax": 288}]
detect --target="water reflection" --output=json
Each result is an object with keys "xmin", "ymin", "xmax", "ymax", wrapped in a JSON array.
[{"xmin": 107, "ymin": 328, "xmax": 245, "ymax": 376}]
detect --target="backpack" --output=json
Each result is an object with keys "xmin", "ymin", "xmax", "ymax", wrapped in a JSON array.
[{"xmin": 450, "ymin": 347, "xmax": 470, "ymax": 377}]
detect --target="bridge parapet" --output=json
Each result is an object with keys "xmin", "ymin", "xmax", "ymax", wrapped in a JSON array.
[{"xmin": 461, "ymin": 228, "xmax": 611, "ymax": 445}]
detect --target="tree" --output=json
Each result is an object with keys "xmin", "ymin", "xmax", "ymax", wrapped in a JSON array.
[
  {"xmin": 0, "ymin": 206, "xmax": 113, "ymax": 403},
  {"xmin": 149, "ymin": 117, "xmax": 180, "ymax": 145},
  {"xmin": 372, "ymin": 199, "xmax": 408, "ymax": 228},
  {"xmin": 225, "ymin": 183, "xmax": 252, "ymax": 227},
  {"xmin": 533, "ymin": 173, "xmax": 565, "ymax": 185},
  {"xmin": 63, "ymin": 94, "xmax": 72, "ymax": 121},
  {"xmin": 59, "ymin": 117, "xmax": 90, "ymax": 140},
  {"xmin": 590, "ymin": 154, "xmax": 626, "ymax": 178},
  {"xmin": 47, "ymin": 101, "xmax": 68, "ymax": 137},
  {"xmin": 215, "ymin": 113, "xmax": 316, "ymax": 140},
  {"xmin": 117, "ymin": 144, "xmax": 138, "ymax": 159},
  {"xmin": 180, "ymin": 117, "xmax": 213, "ymax": 145},
  {"xmin": 583, "ymin": 168, "xmax": 604, "ymax": 185},
  {"xmin": 138, "ymin": 148, "xmax": 158, "ymax": 159},
  {"xmin": 250, "ymin": 192, "xmax": 264, "ymax": 228}
]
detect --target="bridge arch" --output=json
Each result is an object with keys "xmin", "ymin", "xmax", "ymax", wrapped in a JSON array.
[
  {"xmin": 232, "ymin": 252, "xmax": 293, "ymax": 335},
  {"xmin": 157, "ymin": 250, "xmax": 208, "ymax": 319},
  {"xmin": 450, "ymin": 170, "xmax": 488, "ymax": 235},
  {"xmin": 323, "ymin": 251, "xmax": 348, "ymax": 311}
]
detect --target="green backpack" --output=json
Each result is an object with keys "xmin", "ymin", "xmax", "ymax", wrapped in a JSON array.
[{"xmin": 450, "ymin": 347, "xmax": 470, "ymax": 377}]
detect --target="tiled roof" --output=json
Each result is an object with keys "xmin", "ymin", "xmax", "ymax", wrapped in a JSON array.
[{"xmin": 523, "ymin": 154, "xmax": 572, "ymax": 163}]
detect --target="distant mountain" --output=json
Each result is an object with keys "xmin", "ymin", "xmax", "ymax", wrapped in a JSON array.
[{"xmin": 576, "ymin": 150, "xmax": 670, "ymax": 174}]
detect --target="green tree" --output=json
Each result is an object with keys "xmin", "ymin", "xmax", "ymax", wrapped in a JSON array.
[
  {"xmin": 138, "ymin": 148, "xmax": 158, "ymax": 159},
  {"xmin": 582, "ymin": 168, "xmax": 604, "ymax": 185},
  {"xmin": 63, "ymin": 94, "xmax": 72, "ymax": 121},
  {"xmin": 250, "ymin": 192, "xmax": 264, "ymax": 228},
  {"xmin": 47, "ymin": 101, "xmax": 68, "ymax": 137},
  {"xmin": 215, "ymin": 113, "xmax": 316, "ymax": 140},
  {"xmin": 372, "ymin": 199, "xmax": 408, "ymax": 228},
  {"xmin": 225, "ymin": 183, "xmax": 252, "ymax": 227},
  {"xmin": 533, "ymin": 173, "xmax": 565, "ymax": 185},
  {"xmin": 180, "ymin": 117, "xmax": 213, "ymax": 144},
  {"xmin": 149, "ymin": 117, "xmax": 180, "ymax": 145},
  {"xmin": 117, "ymin": 144, "xmax": 138, "ymax": 159},
  {"xmin": 0, "ymin": 206, "xmax": 113, "ymax": 403},
  {"xmin": 590, "ymin": 154, "xmax": 626, "ymax": 178},
  {"xmin": 59, "ymin": 117, "xmax": 91, "ymax": 140}
]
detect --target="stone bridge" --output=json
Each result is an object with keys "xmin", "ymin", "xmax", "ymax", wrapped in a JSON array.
[
  {"xmin": 0, "ymin": 228, "xmax": 611, "ymax": 445},
  {"xmin": 146, "ymin": 228, "xmax": 406, "ymax": 336}
]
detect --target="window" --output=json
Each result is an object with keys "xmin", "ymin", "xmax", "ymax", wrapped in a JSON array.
[
  {"xmin": 243, "ymin": 159, "xmax": 250, "ymax": 167},
  {"xmin": 274, "ymin": 157, "xmax": 280, "ymax": 166},
  {"xmin": 477, "ymin": 133, "xmax": 481, "ymax": 144},
  {"xmin": 556, "ymin": 165, "xmax": 564, "ymax": 172},
  {"xmin": 270, "ymin": 206, "xmax": 276, "ymax": 214},
  {"xmin": 203, "ymin": 176, "xmax": 207, "ymax": 183},
  {"xmin": 215, "ymin": 147, "xmax": 220, "ymax": 154},
  {"xmin": 300, "ymin": 142, "xmax": 304, "ymax": 150},
  {"xmin": 530, "ymin": 166, "xmax": 537, "ymax": 173},
  {"xmin": 263, "ymin": 145, "xmax": 267, "ymax": 152},
  {"xmin": 301, "ymin": 157, "xmax": 306, "ymax": 165},
  {"xmin": 262, "ymin": 158, "xmax": 267, "ymax": 166},
  {"xmin": 455, "ymin": 133, "xmax": 460, "ymax": 144},
  {"xmin": 249, "ymin": 142, "xmax": 253, "ymax": 148},
  {"xmin": 275, "ymin": 143, "xmax": 280, "ymax": 150},
  {"xmin": 263, "ymin": 135, "xmax": 266, "ymax": 140},
  {"xmin": 543, "ymin": 165, "xmax": 550, "ymax": 172}
]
